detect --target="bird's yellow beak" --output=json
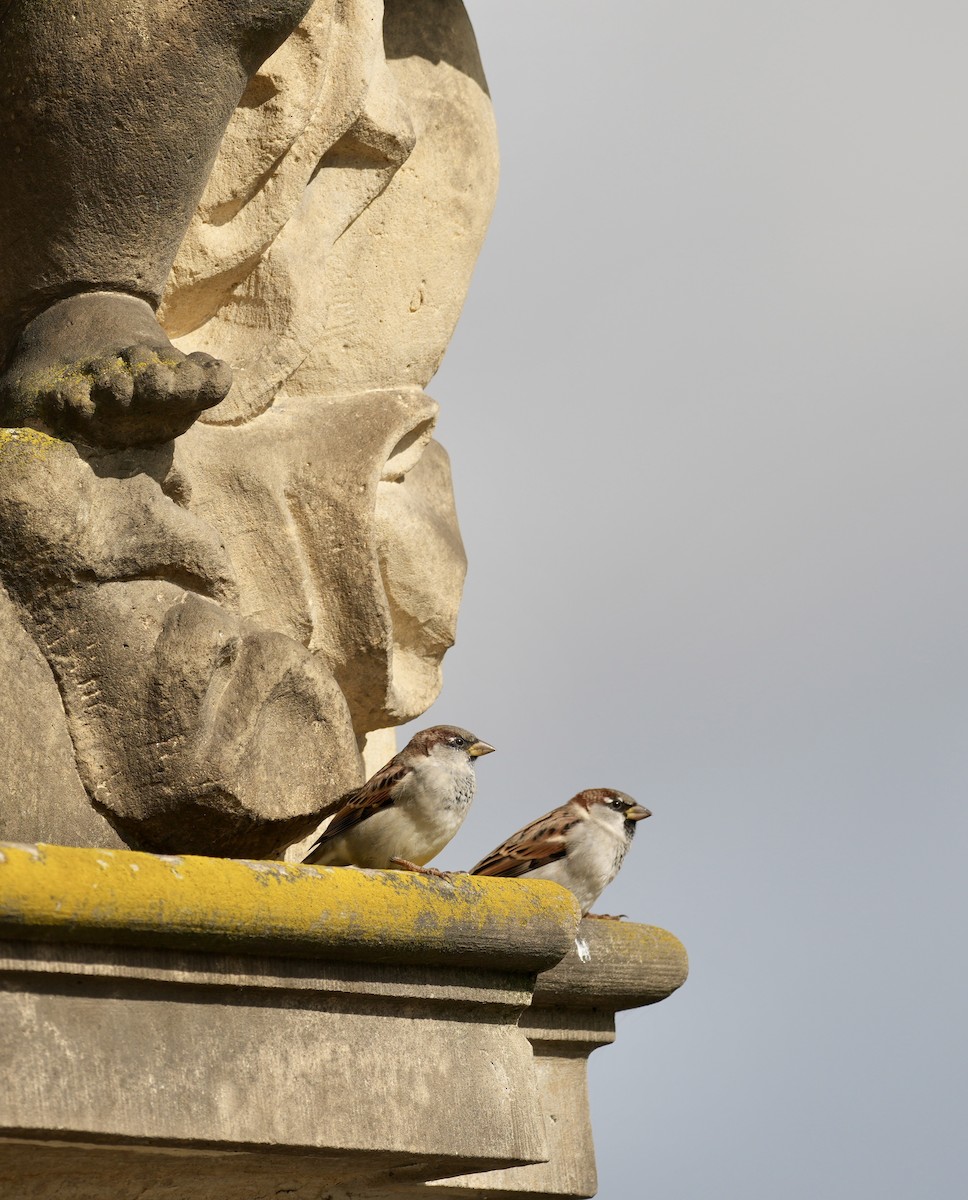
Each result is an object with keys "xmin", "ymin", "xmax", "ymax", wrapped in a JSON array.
[
  {"xmin": 469, "ymin": 740, "xmax": 496, "ymax": 758},
  {"xmin": 627, "ymin": 805, "xmax": 651, "ymax": 821}
]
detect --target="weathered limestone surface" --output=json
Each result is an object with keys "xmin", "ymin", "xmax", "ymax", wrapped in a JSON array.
[
  {"xmin": 0, "ymin": 591, "xmax": 119, "ymax": 847},
  {"xmin": 431, "ymin": 923, "xmax": 691, "ymax": 1200},
  {"xmin": 0, "ymin": 1, "xmax": 497, "ymax": 853},
  {"xmin": 0, "ymin": 0, "xmax": 316, "ymax": 358},
  {"xmin": 0, "ymin": 843, "xmax": 689, "ymax": 1199}
]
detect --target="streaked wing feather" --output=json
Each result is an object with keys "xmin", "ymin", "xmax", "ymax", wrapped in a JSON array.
[
  {"xmin": 470, "ymin": 808, "xmax": 579, "ymax": 878},
  {"xmin": 306, "ymin": 761, "xmax": 409, "ymax": 853}
]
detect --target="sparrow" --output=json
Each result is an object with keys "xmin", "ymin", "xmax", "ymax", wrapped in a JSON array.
[
  {"xmin": 302, "ymin": 725, "xmax": 495, "ymax": 871},
  {"xmin": 469, "ymin": 788, "xmax": 650, "ymax": 917}
]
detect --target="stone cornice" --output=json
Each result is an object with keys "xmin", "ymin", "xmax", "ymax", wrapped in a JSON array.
[
  {"xmin": 535, "ymin": 919, "xmax": 689, "ymax": 1010},
  {"xmin": 0, "ymin": 841, "xmax": 579, "ymax": 971},
  {"xmin": 0, "ymin": 841, "xmax": 687, "ymax": 1198}
]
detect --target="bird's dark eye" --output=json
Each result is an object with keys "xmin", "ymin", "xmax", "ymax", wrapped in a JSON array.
[
  {"xmin": 609, "ymin": 798, "xmax": 625, "ymax": 810},
  {"xmin": 450, "ymin": 735, "xmax": 466, "ymax": 748}
]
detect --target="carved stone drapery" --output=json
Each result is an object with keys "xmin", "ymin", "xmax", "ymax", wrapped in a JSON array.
[{"xmin": 0, "ymin": 1, "xmax": 497, "ymax": 854}]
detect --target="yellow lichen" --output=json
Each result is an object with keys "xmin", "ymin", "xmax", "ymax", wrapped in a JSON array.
[
  {"xmin": 0, "ymin": 427, "xmax": 68, "ymax": 462},
  {"xmin": 0, "ymin": 841, "xmax": 580, "ymax": 963}
]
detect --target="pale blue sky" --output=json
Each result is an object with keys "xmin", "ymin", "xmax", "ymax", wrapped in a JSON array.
[{"xmin": 401, "ymin": 3, "xmax": 968, "ymax": 1196}]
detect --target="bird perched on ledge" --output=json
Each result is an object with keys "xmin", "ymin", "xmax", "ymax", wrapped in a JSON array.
[
  {"xmin": 469, "ymin": 788, "xmax": 650, "ymax": 917},
  {"xmin": 302, "ymin": 725, "xmax": 495, "ymax": 871}
]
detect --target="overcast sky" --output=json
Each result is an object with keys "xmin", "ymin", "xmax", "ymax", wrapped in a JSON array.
[{"xmin": 397, "ymin": 3, "xmax": 968, "ymax": 1197}]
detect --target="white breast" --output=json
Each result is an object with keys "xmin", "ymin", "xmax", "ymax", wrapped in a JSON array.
[
  {"xmin": 330, "ymin": 745, "xmax": 478, "ymax": 868},
  {"xmin": 525, "ymin": 807, "xmax": 630, "ymax": 914}
]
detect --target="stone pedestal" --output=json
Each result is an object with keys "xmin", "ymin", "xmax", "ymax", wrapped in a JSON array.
[{"xmin": 0, "ymin": 843, "xmax": 687, "ymax": 1199}]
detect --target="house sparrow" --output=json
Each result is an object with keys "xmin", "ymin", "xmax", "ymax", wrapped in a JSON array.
[
  {"xmin": 469, "ymin": 788, "xmax": 650, "ymax": 917},
  {"xmin": 302, "ymin": 725, "xmax": 495, "ymax": 871}
]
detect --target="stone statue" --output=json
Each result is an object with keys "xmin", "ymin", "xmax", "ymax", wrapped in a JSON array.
[{"xmin": 0, "ymin": 0, "xmax": 498, "ymax": 856}]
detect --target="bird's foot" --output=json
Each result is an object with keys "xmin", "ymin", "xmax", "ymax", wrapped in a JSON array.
[
  {"xmin": 585, "ymin": 912, "xmax": 627, "ymax": 921},
  {"xmin": 389, "ymin": 857, "xmax": 453, "ymax": 878}
]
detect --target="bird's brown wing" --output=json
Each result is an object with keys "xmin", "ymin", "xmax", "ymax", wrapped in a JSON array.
[
  {"xmin": 469, "ymin": 806, "xmax": 579, "ymax": 878},
  {"xmin": 304, "ymin": 760, "xmax": 409, "ymax": 857}
]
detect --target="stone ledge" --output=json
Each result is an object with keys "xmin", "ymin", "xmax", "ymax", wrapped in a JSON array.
[
  {"xmin": 535, "ymin": 919, "xmax": 689, "ymax": 1010},
  {"xmin": 0, "ymin": 842, "xmax": 687, "ymax": 1199},
  {"xmin": 0, "ymin": 841, "xmax": 579, "ymax": 970}
]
